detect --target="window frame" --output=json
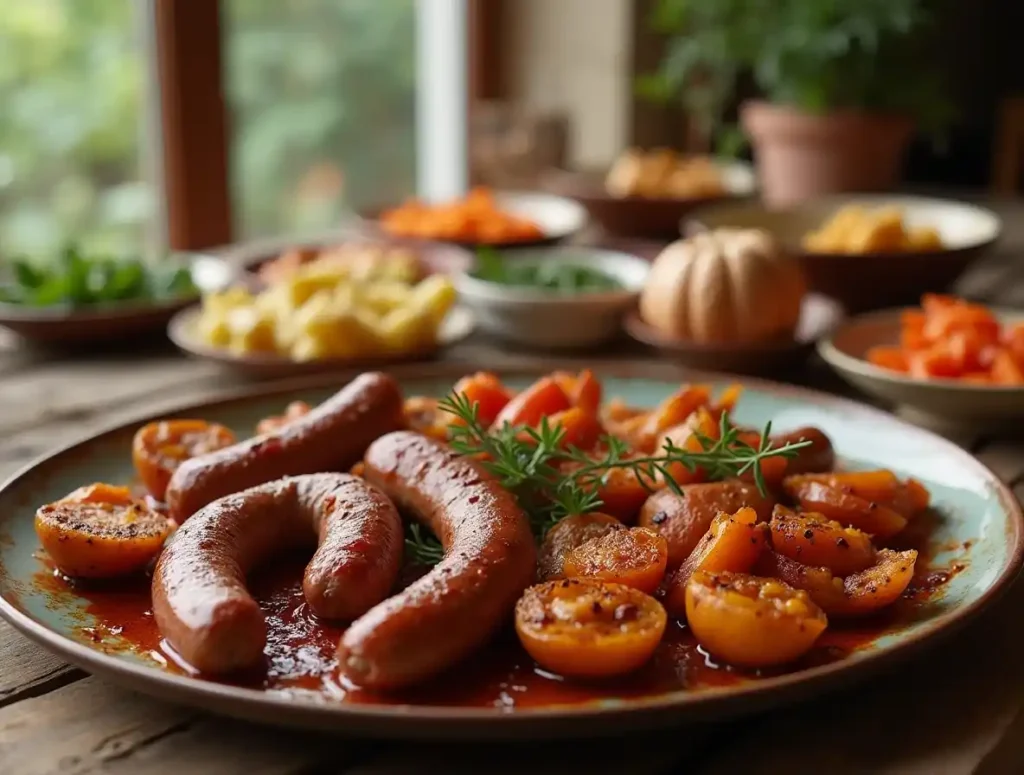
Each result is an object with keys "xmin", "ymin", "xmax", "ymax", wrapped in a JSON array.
[{"xmin": 151, "ymin": 0, "xmax": 501, "ymax": 249}]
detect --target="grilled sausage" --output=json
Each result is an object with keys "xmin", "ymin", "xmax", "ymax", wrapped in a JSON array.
[
  {"xmin": 340, "ymin": 431, "xmax": 536, "ymax": 690},
  {"xmin": 772, "ymin": 426, "xmax": 835, "ymax": 476},
  {"xmin": 152, "ymin": 473, "xmax": 403, "ymax": 674},
  {"xmin": 637, "ymin": 481, "xmax": 776, "ymax": 568},
  {"xmin": 165, "ymin": 372, "xmax": 404, "ymax": 522}
]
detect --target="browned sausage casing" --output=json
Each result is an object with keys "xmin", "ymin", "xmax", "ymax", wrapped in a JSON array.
[
  {"xmin": 773, "ymin": 426, "xmax": 835, "ymax": 476},
  {"xmin": 152, "ymin": 474, "xmax": 403, "ymax": 674},
  {"xmin": 637, "ymin": 481, "xmax": 776, "ymax": 568},
  {"xmin": 165, "ymin": 372, "xmax": 404, "ymax": 522},
  {"xmin": 341, "ymin": 431, "xmax": 536, "ymax": 690}
]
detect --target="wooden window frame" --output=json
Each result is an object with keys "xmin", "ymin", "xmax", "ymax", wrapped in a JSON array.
[{"xmin": 153, "ymin": 0, "xmax": 504, "ymax": 250}]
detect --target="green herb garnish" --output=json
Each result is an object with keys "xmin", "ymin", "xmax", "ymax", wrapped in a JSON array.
[
  {"xmin": 0, "ymin": 245, "xmax": 197, "ymax": 308},
  {"xmin": 403, "ymin": 391, "xmax": 811, "ymax": 566},
  {"xmin": 473, "ymin": 247, "xmax": 622, "ymax": 294}
]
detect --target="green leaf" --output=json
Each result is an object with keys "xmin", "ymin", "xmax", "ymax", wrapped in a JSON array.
[
  {"xmin": 160, "ymin": 265, "xmax": 197, "ymax": 298},
  {"xmin": 12, "ymin": 259, "xmax": 45, "ymax": 289},
  {"xmin": 60, "ymin": 244, "xmax": 91, "ymax": 304},
  {"xmin": 30, "ymin": 276, "xmax": 70, "ymax": 306},
  {"xmin": 103, "ymin": 260, "xmax": 147, "ymax": 301}
]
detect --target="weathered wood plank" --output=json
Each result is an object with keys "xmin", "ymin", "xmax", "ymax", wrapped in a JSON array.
[
  {"xmin": 0, "ymin": 676, "xmax": 361, "ymax": 775},
  {"xmin": 0, "ymin": 620, "xmax": 83, "ymax": 709}
]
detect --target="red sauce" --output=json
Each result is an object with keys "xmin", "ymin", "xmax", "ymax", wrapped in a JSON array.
[{"xmin": 32, "ymin": 523, "xmax": 963, "ymax": 710}]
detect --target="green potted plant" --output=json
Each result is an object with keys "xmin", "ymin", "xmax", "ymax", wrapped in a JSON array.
[{"xmin": 638, "ymin": 0, "xmax": 953, "ymax": 206}]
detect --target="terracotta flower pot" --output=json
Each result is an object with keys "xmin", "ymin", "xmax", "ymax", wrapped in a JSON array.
[{"xmin": 741, "ymin": 100, "xmax": 914, "ymax": 207}]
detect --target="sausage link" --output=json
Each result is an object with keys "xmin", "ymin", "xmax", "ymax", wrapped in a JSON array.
[
  {"xmin": 638, "ymin": 481, "xmax": 776, "ymax": 568},
  {"xmin": 341, "ymin": 431, "xmax": 536, "ymax": 690},
  {"xmin": 165, "ymin": 372, "xmax": 404, "ymax": 522},
  {"xmin": 152, "ymin": 473, "xmax": 403, "ymax": 674},
  {"xmin": 772, "ymin": 426, "xmax": 835, "ymax": 476}
]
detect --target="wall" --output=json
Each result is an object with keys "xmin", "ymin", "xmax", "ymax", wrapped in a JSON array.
[{"xmin": 504, "ymin": 0, "xmax": 631, "ymax": 170}]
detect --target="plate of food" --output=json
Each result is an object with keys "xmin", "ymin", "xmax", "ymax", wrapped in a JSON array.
[
  {"xmin": 168, "ymin": 247, "xmax": 473, "ymax": 378},
  {"xmin": 0, "ymin": 246, "xmax": 230, "ymax": 344},
  {"xmin": 689, "ymin": 194, "xmax": 1001, "ymax": 311},
  {"xmin": 625, "ymin": 227, "xmax": 843, "ymax": 373},
  {"xmin": 545, "ymin": 149, "xmax": 756, "ymax": 239},
  {"xmin": 819, "ymin": 294, "xmax": 1024, "ymax": 427},
  {"xmin": 0, "ymin": 363, "xmax": 1019, "ymax": 738},
  {"xmin": 365, "ymin": 187, "xmax": 587, "ymax": 249}
]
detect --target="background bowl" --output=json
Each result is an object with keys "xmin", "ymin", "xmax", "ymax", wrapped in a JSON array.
[
  {"xmin": 218, "ymin": 230, "xmax": 472, "ymax": 284},
  {"xmin": 455, "ymin": 246, "xmax": 649, "ymax": 349},
  {"xmin": 624, "ymin": 293, "xmax": 844, "ymax": 375},
  {"xmin": 690, "ymin": 194, "xmax": 1001, "ymax": 312},
  {"xmin": 545, "ymin": 161, "xmax": 756, "ymax": 239},
  {"xmin": 0, "ymin": 253, "xmax": 232, "ymax": 345},
  {"xmin": 362, "ymin": 191, "xmax": 588, "ymax": 249},
  {"xmin": 818, "ymin": 307, "xmax": 1024, "ymax": 429}
]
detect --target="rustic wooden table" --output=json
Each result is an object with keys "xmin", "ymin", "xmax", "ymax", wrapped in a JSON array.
[{"xmin": 3, "ymin": 207, "xmax": 1024, "ymax": 774}]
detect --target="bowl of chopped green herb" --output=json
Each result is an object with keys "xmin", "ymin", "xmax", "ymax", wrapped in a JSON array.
[
  {"xmin": 455, "ymin": 246, "xmax": 649, "ymax": 349},
  {"xmin": 0, "ymin": 246, "xmax": 232, "ymax": 344}
]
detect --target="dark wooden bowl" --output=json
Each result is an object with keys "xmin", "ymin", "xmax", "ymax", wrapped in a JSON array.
[
  {"xmin": 688, "ymin": 194, "xmax": 1002, "ymax": 312},
  {"xmin": 544, "ymin": 165, "xmax": 757, "ymax": 239}
]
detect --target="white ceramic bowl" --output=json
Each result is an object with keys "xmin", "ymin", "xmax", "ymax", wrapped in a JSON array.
[
  {"xmin": 455, "ymin": 246, "xmax": 649, "ymax": 349},
  {"xmin": 818, "ymin": 307, "xmax": 1024, "ymax": 429}
]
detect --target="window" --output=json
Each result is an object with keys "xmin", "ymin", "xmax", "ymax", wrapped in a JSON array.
[
  {"xmin": 225, "ymin": 0, "xmax": 420, "ymax": 238},
  {"xmin": 0, "ymin": 1, "xmax": 157, "ymax": 256}
]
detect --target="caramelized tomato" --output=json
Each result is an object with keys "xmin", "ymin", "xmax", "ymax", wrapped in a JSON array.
[
  {"xmin": 685, "ymin": 571, "xmax": 827, "ymax": 668},
  {"xmin": 515, "ymin": 579, "xmax": 667, "ymax": 678},
  {"xmin": 452, "ymin": 372, "xmax": 512, "ymax": 427},
  {"xmin": 761, "ymin": 549, "xmax": 918, "ymax": 617},
  {"xmin": 492, "ymin": 377, "xmax": 571, "ymax": 429},
  {"xmin": 783, "ymin": 476, "xmax": 908, "ymax": 539},
  {"xmin": 553, "ymin": 369, "xmax": 602, "ymax": 416},
  {"xmin": 638, "ymin": 482, "xmax": 776, "ymax": 568},
  {"xmin": 665, "ymin": 507, "xmax": 768, "ymax": 616},
  {"xmin": 34, "ymin": 483, "xmax": 171, "ymax": 578},
  {"xmin": 785, "ymin": 471, "xmax": 929, "ymax": 523},
  {"xmin": 403, "ymin": 397, "xmax": 450, "ymax": 440},
  {"xmin": 769, "ymin": 507, "xmax": 875, "ymax": 576},
  {"xmin": 132, "ymin": 420, "xmax": 236, "ymax": 501},
  {"xmin": 255, "ymin": 400, "xmax": 311, "ymax": 435},
  {"xmin": 537, "ymin": 512, "xmax": 626, "ymax": 581},
  {"xmin": 563, "ymin": 527, "xmax": 669, "ymax": 593}
]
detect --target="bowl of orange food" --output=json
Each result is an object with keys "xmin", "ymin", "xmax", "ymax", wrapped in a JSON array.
[
  {"xmin": 690, "ymin": 194, "xmax": 1001, "ymax": 312},
  {"xmin": 819, "ymin": 294, "xmax": 1024, "ymax": 427},
  {"xmin": 545, "ymin": 150, "xmax": 756, "ymax": 239},
  {"xmin": 369, "ymin": 187, "xmax": 587, "ymax": 248}
]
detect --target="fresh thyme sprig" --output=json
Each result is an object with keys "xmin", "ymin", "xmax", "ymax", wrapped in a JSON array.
[
  {"xmin": 433, "ymin": 391, "xmax": 811, "ymax": 543},
  {"xmin": 405, "ymin": 523, "xmax": 445, "ymax": 566}
]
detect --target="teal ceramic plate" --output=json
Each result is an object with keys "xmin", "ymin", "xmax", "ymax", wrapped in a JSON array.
[{"xmin": 0, "ymin": 363, "xmax": 1021, "ymax": 739}]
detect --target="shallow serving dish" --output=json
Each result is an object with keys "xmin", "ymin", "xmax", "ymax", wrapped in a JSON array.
[
  {"xmin": 455, "ymin": 246, "xmax": 650, "ymax": 349},
  {"xmin": 545, "ymin": 161, "xmax": 756, "ymax": 239},
  {"xmin": 818, "ymin": 307, "xmax": 1024, "ymax": 428},
  {"xmin": 218, "ymin": 229, "xmax": 473, "ymax": 282},
  {"xmin": 362, "ymin": 191, "xmax": 588, "ymax": 249},
  {"xmin": 167, "ymin": 304, "xmax": 476, "ymax": 380},
  {"xmin": 625, "ymin": 293, "xmax": 844, "ymax": 374},
  {"xmin": 0, "ymin": 253, "xmax": 232, "ymax": 345},
  {"xmin": 689, "ymin": 194, "xmax": 1001, "ymax": 312},
  {"xmin": 0, "ymin": 362, "xmax": 1021, "ymax": 739}
]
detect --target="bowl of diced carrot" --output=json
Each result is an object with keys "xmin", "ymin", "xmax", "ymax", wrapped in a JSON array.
[
  {"xmin": 367, "ymin": 187, "xmax": 588, "ymax": 248},
  {"xmin": 818, "ymin": 295, "xmax": 1024, "ymax": 425}
]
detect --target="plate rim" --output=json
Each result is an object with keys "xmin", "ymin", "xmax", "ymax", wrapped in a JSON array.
[{"xmin": 1, "ymin": 360, "xmax": 1021, "ymax": 734}]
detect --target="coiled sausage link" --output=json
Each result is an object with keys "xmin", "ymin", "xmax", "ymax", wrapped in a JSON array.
[
  {"xmin": 152, "ymin": 473, "xmax": 403, "ymax": 674},
  {"xmin": 165, "ymin": 372, "xmax": 404, "ymax": 523},
  {"xmin": 340, "ymin": 431, "xmax": 537, "ymax": 690}
]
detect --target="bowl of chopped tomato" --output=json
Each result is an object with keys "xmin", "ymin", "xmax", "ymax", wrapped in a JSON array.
[{"xmin": 818, "ymin": 294, "xmax": 1024, "ymax": 426}]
